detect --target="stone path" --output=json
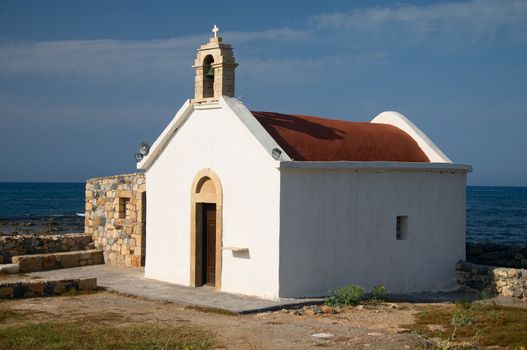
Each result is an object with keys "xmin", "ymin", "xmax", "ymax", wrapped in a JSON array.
[{"xmin": 25, "ymin": 265, "xmax": 323, "ymax": 314}]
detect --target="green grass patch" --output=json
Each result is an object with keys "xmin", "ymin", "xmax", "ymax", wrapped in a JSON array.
[
  {"xmin": 405, "ymin": 302, "xmax": 527, "ymax": 349},
  {"xmin": 370, "ymin": 285, "xmax": 388, "ymax": 304},
  {"xmin": 0, "ymin": 322, "xmax": 212, "ymax": 350},
  {"xmin": 325, "ymin": 284, "xmax": 365, "ymax": 306}
]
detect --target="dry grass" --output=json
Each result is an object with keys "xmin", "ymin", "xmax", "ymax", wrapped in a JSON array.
[
  {"xmin": 0, "ymin": 306, "xmax": 23, "ymax": 322},
  {"xmin": 0, "ymin": 322, "xmax": 213, "ymax": 350},
  {"xmin": 405, "ymin": 301, "xmax": 527, "ymax": 349},
  {"xmin": 0, "ymin": 303, "xmax": 213, "ymax": 350},
  {"xmin": 184, "ymin": 305, "xmax": 237, "ymax": 316}
]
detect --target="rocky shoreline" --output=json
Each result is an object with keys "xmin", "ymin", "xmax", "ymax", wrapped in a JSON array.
[
  {"xmin": 467, "ymin": 242, "xmax": 527, "ymax": 269},
  {"xmin": 0, "ymin": 215, "xmax": 84, "ymax": 236}
]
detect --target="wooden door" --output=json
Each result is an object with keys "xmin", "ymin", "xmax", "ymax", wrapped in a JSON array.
[{"xmin": 202, "ymin": 204, "xmax": 216, "ymax": 286}]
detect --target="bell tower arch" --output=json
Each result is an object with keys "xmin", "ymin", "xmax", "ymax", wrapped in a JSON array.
[{"xmin": 193, "ymin": 25, "xmax": 238, "ymax": 104}]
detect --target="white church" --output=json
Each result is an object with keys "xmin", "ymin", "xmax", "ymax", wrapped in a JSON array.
[{"xmin": 137, "ymin": 27, "xmax": 471, "ymax": 299}]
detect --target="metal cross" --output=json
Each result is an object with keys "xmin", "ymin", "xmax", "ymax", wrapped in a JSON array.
[{"xmin": 212, "ymin": 25, "xmax": 220, "ymax": 38}]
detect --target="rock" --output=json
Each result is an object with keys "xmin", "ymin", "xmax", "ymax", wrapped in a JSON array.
[
  {"xmin": 387, "ymin": 303, "xmax": 401, "ymax": 309},
  {"xmin": 493, "ymin": 269, "xmax": 508, "ymax": 278},
  {"xmin": 355, "ymin": 305, "xmax": 364, "ymax": 310},
  {"xmin": 27, "ymin": 282, "xmax": 44, "ymax": 293},
  {"xmin": 0, "ymin": 287, "xmax": 14, "ymax": 297},
  {"xmin": 320, "ymin": 305, "xmax": 337, "ymax": 314},
  {"xmin": 0, "ymin": 263, "xmax": 20, "ymax": 274},
  {"xmin": 512, "ymin": 244, "xmax": 525, "ymax": 253},
  {"xmin": 508, "ymin": 269, "xmax": 519, "ymax": 278},
  {"xmin": 78, "ymin": 278, "xmax": 97, "ymax": 290},
  {"xmin": 513, "ymin": 288, "xmax": 523, "ymax": 298},
  {"xmin": 304, "ymin": 308, "xmax": 316, "ymax": 316},
  {"xmin": 495, "ymin": 280, "xmax": 507, "ymax": 287},
  {"xmin": 312, "ymin": 333, "xmax": 333, "ymax": 339},
  {"xmin": 467, "ymin": 245, "xmax": 484, "ymax": 255}
]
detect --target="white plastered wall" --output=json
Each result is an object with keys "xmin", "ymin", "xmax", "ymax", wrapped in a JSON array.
[
  {"xmin": 278, "ymin": 168, "xmax": 467, "ymax": 298},
  {"xmin": 144, "ymin": 103, "xmax": 281, "ymax": 298}
]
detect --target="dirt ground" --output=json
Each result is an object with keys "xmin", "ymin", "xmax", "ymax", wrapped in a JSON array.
[{"xmin": 0, "ymin": 291, "xmax": 431, "ymax": 349}]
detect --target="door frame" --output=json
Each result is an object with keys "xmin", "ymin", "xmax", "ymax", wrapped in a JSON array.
[{"xmin": 190, "ymin": 169, "xmax": 223, "ymax": 289}]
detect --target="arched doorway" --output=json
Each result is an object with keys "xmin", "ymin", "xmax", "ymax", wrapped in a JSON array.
[{"xmin": 190, "ymin": 169, "xmax": 223, "ymax": 289}]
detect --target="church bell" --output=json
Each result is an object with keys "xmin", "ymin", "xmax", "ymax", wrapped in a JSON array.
[{"xmin": 205, "ymin": 66, "xmax": 214, "ymax": 79}]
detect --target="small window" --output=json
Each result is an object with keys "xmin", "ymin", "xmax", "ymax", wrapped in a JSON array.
[
  {"xmin": 118, "ymin": 197, "xmax": 131, "ymax": 219},
  {"xmin": 396, "ymin": 216, "xmax": 408, "ymax": 240}
]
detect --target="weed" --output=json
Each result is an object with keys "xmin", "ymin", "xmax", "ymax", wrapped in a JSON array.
[
  {"xmin": 370, "ymin": 285, "xmax": 388, "ymax": 304},
  {"xmin": 406, "ymin": 304, "xmax": 527, "ymax": 349},
  {"xmin": 479, "ymin": 290, "xmax": 494, "ymax": 300},
  {"xmin": 325, "ymin": 284, "xmax": 365, "ymax": 306},
  {"xmin": 455, "ymin": 296, "xmax": 472, "ymax": 310},
  {"xmin": 451, "ymin": 309, "xmax": 473, "ymax": 326}
]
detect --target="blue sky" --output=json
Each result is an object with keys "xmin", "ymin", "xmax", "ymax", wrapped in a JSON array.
[{"xmin": 0, "ymin": 0, "xmax": 526, "ymax": 185}]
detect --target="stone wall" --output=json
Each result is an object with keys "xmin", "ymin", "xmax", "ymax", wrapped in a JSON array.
[
  {"xmin": 0, "ymin": 233, "xmax": 93, "ymax": 264},
  {"xmin": 12, "ymin": 250, "xmax": 104, "ymax": 273},
  {"xmin": 457, "ymin": 260, "xmax": 527, "ymax": 301},
  {"xmin": 467, "ymin": 242, "xmax": 527, "ymax": 268},
  {"xmin": 85, "ymin": 173, "xmax": 146, "ymax": 267},
  {"xmin": 0, "ymin": 278, "xmax": 97, "ymax": 299}
]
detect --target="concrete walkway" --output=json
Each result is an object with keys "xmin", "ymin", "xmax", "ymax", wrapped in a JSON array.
[{"xmin": 25, "ymin": 265, "xmax": 323, "ymax": 314}]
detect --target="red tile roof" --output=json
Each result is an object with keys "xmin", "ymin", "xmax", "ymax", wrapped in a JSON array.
[{"xmin": 251, "ymin": 111, "xmax": 430, "ymax": 162}]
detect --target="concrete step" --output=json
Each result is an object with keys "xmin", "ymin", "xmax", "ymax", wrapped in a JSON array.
[
  {"xmin": 12, "ymin": 250, "xmax": 104, "ymax": 273},
  {"xmin": 0, "ymin": 263, "xmax": 20, "ymax": 274}
]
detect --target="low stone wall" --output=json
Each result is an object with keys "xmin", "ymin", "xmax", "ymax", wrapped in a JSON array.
[
  {"xmin": 85, "ymin": 173, "xmax": 146, "ymax": 267},
  {"xmin": 467, "ymin": 242, "xmax": 527, "ymax": 269},
  {"xmin": 457, "ymin": 260, "xmax": 527, "ymax": 300},
  {"xmin": 0, "ymin": 278, "xmax": 97, "ymax": 299},
  {"xmin": 0, "ymin": 233, "xmax": 93, "ymax": 264},
  {"xmin": 12, "ymin": 250, "xmax": 104, "ymax": 273}
]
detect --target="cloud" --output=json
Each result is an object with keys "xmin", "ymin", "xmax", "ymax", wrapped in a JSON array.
[
  {"xmin": 312, "ymin": 0, "xmax": 527, "ymax": 48},
  {"xmin": 0, "ymin": 36, "xmax": 198, "ymax": 76},
  {"xmin": 0, "ymin": 28, "xmax": 306, "ymax": 76},
  {"xmin": 0, "ymin": 0, "xmax": 525, "ymax": 78},
  {"xmin": 238, "ymin": 51, "xmax": 387, "ymax": 84},
  {"xmin": 227, "ymin": 28, "xmax": 308, "ymax": 44}
]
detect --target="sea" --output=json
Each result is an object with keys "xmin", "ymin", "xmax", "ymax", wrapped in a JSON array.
[{"xmin": 0, "ymin": 183, "xmax": 526, "ymax": 244}]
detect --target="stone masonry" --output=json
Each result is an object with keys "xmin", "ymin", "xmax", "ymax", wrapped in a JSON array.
[
  {"xmin": 0, "ymin": 233, "xmax": 93, "ymax": 264},
  {"xmin": 12, "ymin": 250, "xmax": 104, "ymax": 273},
  {"xmin": 0, "ymin": 278, "xmax": 97, "ymax": 299},
  {"xmin": 85, "ymin": 173, "xmax": 146, "ymax": 267},
  {"xmin": 457, "ymin": 260, "xmax": 527, "ymax": 301}
]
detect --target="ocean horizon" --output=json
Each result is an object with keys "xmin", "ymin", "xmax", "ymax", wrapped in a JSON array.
[{"xmin": 0, "ymin": 182, "xmax": 526, "ymax": 244}]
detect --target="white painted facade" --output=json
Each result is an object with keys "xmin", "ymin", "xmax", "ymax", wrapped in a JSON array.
[
  {"xmin": 141, "ymin": 98, "xmax": 282, "ymax": 298},
  {"xmin": 138, "ymin": 96, "xmax": 471, "ymax": 299},
  {"xmin": 278, "ymin": 166, "xmax": 467, "ymax": 297}
]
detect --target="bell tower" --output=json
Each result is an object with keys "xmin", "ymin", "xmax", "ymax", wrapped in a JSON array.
[{"xmin": 193, "ymin": 25, "xmax": 238, "ymax": 104}]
